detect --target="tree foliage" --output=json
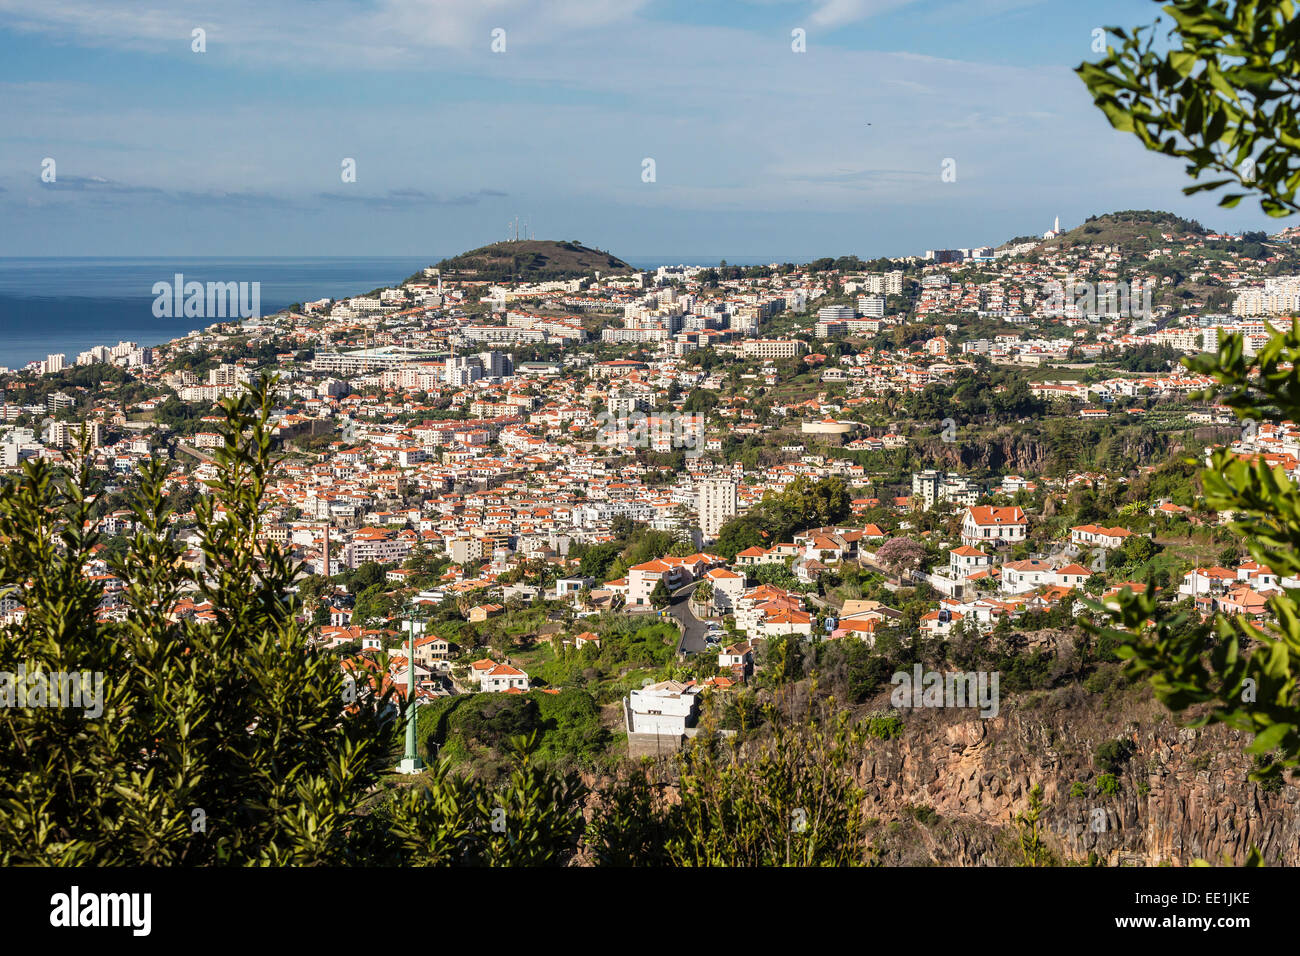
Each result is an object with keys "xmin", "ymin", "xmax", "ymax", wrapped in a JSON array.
[
  {"xmin": 1078, "ymin": 0, "xmax": 1300, "ymax": 217},
  {"xmin": 1079, "ymin": 0, "xmax": 1300, "ymax": 789},
  {"xmin": 0, "ymin": 381, "xmax": 583, "ymax": 865}
]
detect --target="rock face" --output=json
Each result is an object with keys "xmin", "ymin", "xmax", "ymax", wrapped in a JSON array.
[
  {"xmin": 919, "ymin": 432, "xmax": 1048, "ymax": 475},
  {"xmin": 857, "ymin": 685, "xmax": 1298, "ymax": 866},
  {"xmin": 917, "ymin": 427, "xmax": 1170, "ymax": 476}
]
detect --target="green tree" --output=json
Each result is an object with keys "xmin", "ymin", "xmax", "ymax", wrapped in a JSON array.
[
  {"xmin": 0, "ymin": 381, "xmax": 585, "ymax": 865},
  {"xmin": 694, "ymin": 580, "xmax": 714, "ymax": 607},
  {"xmin": 1121, "ymin": 534, "xmax": 1159, "ymax": 566},
  {"xmin": 586, "ymin": 702, "xmax": 872, "ymax": 866}
]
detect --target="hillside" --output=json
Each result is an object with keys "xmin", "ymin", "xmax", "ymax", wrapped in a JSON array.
[
  {"xmin": 1046, "ymin": 209, "xmax": 1207, "ymax": 252},
  {"xmin": 433, "ymin": 239, "xmax": 633, "ymax": 283}
]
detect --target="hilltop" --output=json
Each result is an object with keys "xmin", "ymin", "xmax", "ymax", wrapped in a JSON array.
[
  {"xmin": 431, "ymin": 240, "xmax": 634, "ymax": 283},
  {"xmin": 1046, "ymin": 210, "xmax": 1207, "ymax": 251},
  {"xmin": 997, "ymin": 210, "xmax": 1209, "ymax": 255}
]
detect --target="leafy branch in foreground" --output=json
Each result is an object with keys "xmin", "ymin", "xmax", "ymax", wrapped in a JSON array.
[
  {"xmin": 1077, "ymin": 0, "xmax": 1300, "ymax": 804},
  {"xmin": 588, "ymin": 701, "xmax": 874, "ymax": 866},
  {"xmin": 0, "ymin": 380, "xmax": 586, "ymax": 865},
  {"xmin": 1086, "ymin": 326, "xmax": 1300, "ymax": 787},
  {"xmin": 1078, "ymin": 0, "xmax": 1300, "ymax": 218}
]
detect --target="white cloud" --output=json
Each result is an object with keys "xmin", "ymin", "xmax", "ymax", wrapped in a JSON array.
[
  {"xmin": 0, "ymin": 0, "xmax": 651, "ymax": 64},
  {"xmin": 809, "ymin": 0, "xmax": 918, "ymax": 28}
]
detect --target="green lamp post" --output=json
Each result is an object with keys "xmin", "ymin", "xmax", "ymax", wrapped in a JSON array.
[{"xmin": 396, "ymin": 600, "xmax": 425, "ymax": 775}]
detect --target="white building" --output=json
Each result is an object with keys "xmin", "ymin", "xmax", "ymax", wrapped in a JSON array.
[
  {"xmin": 857, "ymin": 295, "xmax": 886, "ymax": 318},
  {"xmin": 703, "ymin": 567, "xmax": 747, "ymax": 610},
  {"xmin": 698, "ymin": 477, "xmax": 738, "ymax": 539},
  {"xmin": 625, "ymin": 681, "xmax": 702, "ymax": 735},
  {"xmin": 480, "ymin": 662, "xmax": 530, "ymax": 693},
  {"xmin": 961, "ymin": 505, "xmax": 1027, "ymax": 548}
]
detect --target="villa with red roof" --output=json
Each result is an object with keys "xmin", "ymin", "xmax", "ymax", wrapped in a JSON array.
[
  {"xmin": 961, "ymin": 505, "xmax": 1027, "ymax": 548},
  {"xmin": 481, "ymin": 662, "xmax": 530, "ymax": 693},
  {"xmin": 1070, "ymin": 524, "xmax": 1135, "ymax": 549}
]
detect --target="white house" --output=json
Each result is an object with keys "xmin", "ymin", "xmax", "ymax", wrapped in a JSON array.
[
  {"xmin": 480, "ymin": 662, "xmax": 530, "ymax": 693},
  {"xmin": 626, "ymin": 558, "xmax": 689, "ymax": 606},
  {"xmin": 921, "ymin": 607, "xmax": 963, "ymax": 636},
  {"xmin": 1179, "ymin": 566, "xmax": 1238, "ymax": 597},
  {"xmin": 755, "ymin": 607, "xmax": 813, "ymax": 639},
  {"xmin": 718, "ymin": 641, "xmax": 753, "ymax": 670},
  {"xmin": 1053, "ymin": 563, "xmax": 1092, "ymax": 589},
  {"xmin": 961, "ymin": 505, "xmax": 1027, "ymax": 548},
  {"xmin": 1001, "ymin": 558, "xmax": 1055, "ymax": 595},
  {"xmin": 1070, "ymin": 524, "xmax": 1135, "ymax": 550},
  {"xmin": 949, "ymin": 545, "xmax": 993, "ymax": 578},
  {"xmin": 626, "ymin": 680, "xmax": 701, "ymax": 735},
  {"xmin": 704, "ymin": 567, "xmax": 746, "ymax": 610}
]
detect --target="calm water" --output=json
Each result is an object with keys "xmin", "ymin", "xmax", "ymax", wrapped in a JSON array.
[{"xmin": 0, "ymin": 257, "xmax": 434, "ymax": 371}]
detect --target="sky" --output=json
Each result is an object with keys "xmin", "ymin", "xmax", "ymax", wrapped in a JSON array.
[{"xmin": 0, "ymin": 0, "xmax": 1292, "ymax": 261}]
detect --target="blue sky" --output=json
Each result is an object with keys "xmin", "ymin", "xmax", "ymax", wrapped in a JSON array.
[{"xmin": 0, "ymin": 0, "xmax": 1290, "ymax": 260}]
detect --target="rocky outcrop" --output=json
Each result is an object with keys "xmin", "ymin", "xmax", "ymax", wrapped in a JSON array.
[
  {"xmin": 919, "ymin": 431, "xmax": 1048, "ymax": 475},
  {"xmin": 856, "ymin": 684, "xmax": 1298, "ymax": 866},
  {"xmin": 918, "ymin": 426, "xmax": 1173, "ymax": 476}
]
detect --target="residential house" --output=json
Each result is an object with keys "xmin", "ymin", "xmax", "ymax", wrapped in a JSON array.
[
  {"xmin": 961, "ymin": 505, "xmax": 1027, "ymax": 548},
  {"xmin": 468, "ymin": 603, "xmax": 504, "ymax": 622},
  {"xmin": 1001, "ymin": 558, "xmax": 1055, "ymax": 595},
  {"xmin": 481, "ymin": 662, "xmax": 530, "ymax": 693},
  {"xmin": 1070, "ymin": 524, "xmax": 1135, "ymax": 550},
  {"xmin": 1179, "ymin": 566, "xmax": 1238, "ymax": 597},
  {"xmin": 625, "ymin": 680, "xmax": 702, "ymax": 736},
  {"xmin": 704, "ymin": 566, "xmax": 746, "ymax": 611}
]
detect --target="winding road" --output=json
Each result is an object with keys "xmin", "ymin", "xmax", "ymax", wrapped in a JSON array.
[{"xmin": 667, "ymin": 580, "xmax": 711, "ymax": 655}]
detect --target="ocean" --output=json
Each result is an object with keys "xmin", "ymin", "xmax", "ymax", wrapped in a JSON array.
[
  {"xmin": 0, "ymin": 255, "xmax": 783, "ymax": 371},
  {"xmin": 0, "ymin": 257, "xmax": 435, "ymax": 372}
]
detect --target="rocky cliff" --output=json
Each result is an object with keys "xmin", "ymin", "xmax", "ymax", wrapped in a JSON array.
[
  {"xmin": 856, "ymin": 683, "xmax": 1297, "ymax": 866},
  {"xmin": 916, "ymin": 426, "xmax": 1174, "ymax": 476}
]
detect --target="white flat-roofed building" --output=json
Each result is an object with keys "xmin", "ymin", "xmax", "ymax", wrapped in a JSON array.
[{"xmin": 625, "ymin": 680, "xmax": 702, "ymax": 736}]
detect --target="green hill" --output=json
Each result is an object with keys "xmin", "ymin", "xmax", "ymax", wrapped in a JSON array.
[
  {"xmin": 998, "ymin": 210, "xmax": 1210, "ymax": 255},
  {"xmin": 1047, "ymin": 210, "xmax": 1207, "ymax": 252},
  {"xmin": 432, "ymin": 240, "xmax": 633, "ymax": 283}
]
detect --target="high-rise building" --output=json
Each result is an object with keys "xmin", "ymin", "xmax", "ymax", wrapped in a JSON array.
[
  {"xmin": 608, "ymin": 390, "xmax": 651, "ymax": 416},
  {"xmin": 444, "ymin": 356, "xmax": 483, "ymax": 386},
  {"xmin": 44, "ymin": 353, "xmax": 66, "ymax": 374},
  {"xmin": 697, "ymin": 477, "xmax": 738, "ymax": 540},
  {"xmin": 817, "ymin": 305, "xmax": 856, "ymax": 322},
  {"xmin": 209, "ymin": 363, "xmax": 248, "ymax": 386},
  {"xmin": 47, "ymin": 420, "xmax": 101, "ymax": 450},
  {"xmin": 476, "ymin": 350, "xmax": 514, "ymax": 379},
  {"xmin": 857, "ymin": 295, "xmax": 886, "ymax": 318},
  {"xmin": 46, "ymin": 391, "xmax": 76, "ymax": 413}
]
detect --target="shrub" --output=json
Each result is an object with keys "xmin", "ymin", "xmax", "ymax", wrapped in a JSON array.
[
  {"xmin": 1094, "ymin": 737, "xmax": 1137, "ymax": 774},
  {"xmin": 862, "ymin": 712, "xmax": 904, "ymax": 740}
]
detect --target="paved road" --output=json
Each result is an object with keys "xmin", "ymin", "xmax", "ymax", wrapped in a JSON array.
[
  {"xmin": 176, "ymin": 442, "xmax": 214, "ymax": 463},
  {"xmin": 667, "ymin": 581, "xmax": 712, "ymax": 655}
]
